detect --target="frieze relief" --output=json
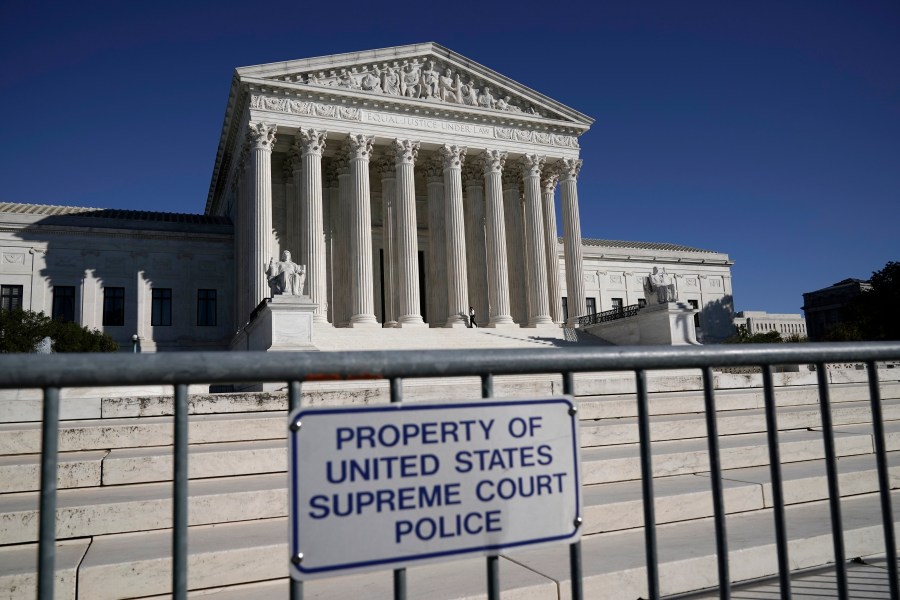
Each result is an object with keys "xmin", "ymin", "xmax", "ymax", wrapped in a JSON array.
[
  {"xmin": 250, "ymin": 94, "xmax": 579, "ymax": 149},
  {"xmin": 270, "ymin": 57, "xmax": 551, "ymax": 118}
]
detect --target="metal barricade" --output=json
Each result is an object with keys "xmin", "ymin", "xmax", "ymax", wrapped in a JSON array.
[{"xmin": 1, "ymin": 341, "xmax": 898, "ymax": 600}]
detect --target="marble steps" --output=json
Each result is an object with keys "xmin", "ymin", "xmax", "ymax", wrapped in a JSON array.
[
  {"xmin": 0, "ymin": 411, "xmax": 286, "ymax": 456},
  {"xmin": 0, "ymin": 450, "xmax": 107, "ymax": 494},
  {"xmin": 4, "ymin": 445, "xmax": 895, "ymax": 547},
  {"xmin": 0, "ymin": 539, "xmax": 90, "ymax": 600},
  {"xmin": 54, "ymin": 490, "xmax": 900, "ymax": 600},
  {"xmin": 1, "ymin": 383, "xmax": 892, "ymax": 458},
  {"xmin": 574, "ymin": 380, "xmax": 900, "ymax": 420},
  {"xmin": 580, "ymin": 422, "xmax": 900, "ymax": 485},
  {"xmin": 578, "ymin": 397, "xmax": 900, "ymax": 447},
  {"xmin": 583, "ymin": 451, "xmax": 900, "ymax": 535}
]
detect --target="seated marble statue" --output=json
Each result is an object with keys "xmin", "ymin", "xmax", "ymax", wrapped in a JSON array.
[
  {"xmin": 644, "ymin": 266, "xmax": 678, "ymax": 303},
  {"xmin": 266, "ymin": 251, "xmax": 306, "ymax": 296}
]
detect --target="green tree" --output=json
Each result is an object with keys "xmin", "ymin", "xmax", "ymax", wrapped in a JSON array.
[
  {"xmin": 724, "ymin": 324, "xmax": 784, "ymax": 344},
  {"xmin": 840, "ymin": 261, "xmax": 900, "ymax": 341},
  {"xmin": 0, "ymin": 309, "xmax": 118, "ymax": 353}
]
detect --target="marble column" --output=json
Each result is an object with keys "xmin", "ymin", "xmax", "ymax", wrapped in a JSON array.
[
  {"xmin": 440, "ymin": 144, "xmax": 469, "ymax": 327},
  {"xmin": 238, "ymin": 141, "xmax": 251, "ymax": 325},
  {"xmin": 346, "ymin": 134, "xmax": 378, "ymax": 327},
  {"xmin": 463, "ymin": 162, "xmax": 488, "ymax": 327},
  {"xmin": 323, "ymin": 163, "xmax": 338, "ymax": 325},
  {"xmin": 423, "ymin": 155, "xmax": 447, "ymax": 327},
  {"xmin": 298, "ymin": 129, "xmax": 329, "ymax": 324},
  {"xmin": 541, "ymin": 170, "xmax": 563, "ymax": 324},
  {"xmin": 247, "ymin": 122, "xmax": 276, "ymax": 311},
  {"xmin": 558, "ymin": 158, "xmax": 587, "ymax": 326},
  {"xmin": 502, "ymin": 170, "xmax": 527, "ymax": 325},
  {"xmin": 334, "ymin": 150, "xmax": 352, "ymax": 327},
  {"xmin": 520, "ymin": 154, "xmax": 553, "ymax": 327},
  {"xmin": 376, "ymin": 155, "xmax": 398, "ymax": 327},
  {"xmin": 479, "ymin": 150, "xmax": 515, "ymax": 327},
  {"xmin": 392, "ymin": 139, "xmax": 427, "ymax": 327}
]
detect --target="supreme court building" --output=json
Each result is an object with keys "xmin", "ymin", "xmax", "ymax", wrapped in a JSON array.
[{"xmin": 0, "ymin": 43, "xmax": 736, "ymax": 350}]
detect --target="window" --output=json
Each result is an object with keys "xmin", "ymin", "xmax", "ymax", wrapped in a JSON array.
[
  {"xmin": 1, "ymin": 285, "xmax": 23, "ymax": 311},
  {"xmin": 197, "ymin": 289, "xmax": 217, "ymax": 326},
  {"xmin": 561, "ymin": 297, "xmax": 568, "ymax": 322},
  {"xmin": 52, "ymin": 286, "xmax": 76, "ymax": 322},
  {"xmin": 586, "ymin": 297, "xmax": 597, "ymax": 316},
  {"xmin": 688, "ymin": 299, "xmax": 700, "ymax": 328},
  {"xmin": 611, "ymin": 298, "xmax": 623, "ymax": 312},
  {"xmin": 103, "ymin": 287, "xmax": 125, "ymax": 326},
  {"xmin": 151, "ymin": 288, "xmax": 172, "ymax": 326}
]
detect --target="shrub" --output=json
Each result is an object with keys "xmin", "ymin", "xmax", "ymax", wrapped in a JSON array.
[{"xmin": 0, "ymin": 309, "xmax": 118, "ymax": 353}]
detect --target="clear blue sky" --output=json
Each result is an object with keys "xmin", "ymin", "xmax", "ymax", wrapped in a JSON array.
[{"xmin": 1, "ymin": 1, "xmax": 897, "ymax": 314}]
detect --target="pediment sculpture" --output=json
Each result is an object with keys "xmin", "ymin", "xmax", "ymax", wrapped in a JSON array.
[{"xmin": 272, "ymin": 57, "xmax": 551, "ymax": 118}]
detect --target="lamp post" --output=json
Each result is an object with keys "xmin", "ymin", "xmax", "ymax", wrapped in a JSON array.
[{"xmin": 131, "ymin": 334, "xmax": 139, "ymax": 354}]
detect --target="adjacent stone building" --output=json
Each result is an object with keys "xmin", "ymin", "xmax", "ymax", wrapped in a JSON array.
[
  {"xmin": 802, "ymin": 278, "xmax": 872, "ymax": 341},
  {"xmin": 0, "ymin": 43, "xmax": 736, "ymax": 349}
]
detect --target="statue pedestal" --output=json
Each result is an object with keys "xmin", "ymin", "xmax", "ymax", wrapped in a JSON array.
[
  {"xmin": 584, "ymin": 302, "xmax": 700, "ymax": 346},
  {"xmin": 229, "ymin": 296, "xmax": 318, "ymax": 392}
]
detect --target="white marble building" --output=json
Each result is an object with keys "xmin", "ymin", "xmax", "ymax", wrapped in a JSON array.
[
  {"xmin": 734, "ymin": 311, "xmax": 807, "ymax": 338},
  {"xmin": 0, "ymin": 43, "xmax": 736, "ymax": 349}
]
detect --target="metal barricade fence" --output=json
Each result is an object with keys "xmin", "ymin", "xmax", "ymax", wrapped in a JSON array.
[{"xmin": 1, "ymin": 341, "xmax": 899, "ymax": 600}]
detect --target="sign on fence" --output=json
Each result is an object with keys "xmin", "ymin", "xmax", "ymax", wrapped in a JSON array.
[{"xmin": 288, "ymin": 397, "xmax": 582, "ymax": 578}]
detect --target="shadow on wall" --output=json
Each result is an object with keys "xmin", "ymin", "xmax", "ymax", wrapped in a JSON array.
[
  {"xmin": 6, "ymin": 209, "xmax": 234, "ymax": 352},
  {"xmin": 701, "ymin": 295, "xmax": 736, "ymax": 343}
]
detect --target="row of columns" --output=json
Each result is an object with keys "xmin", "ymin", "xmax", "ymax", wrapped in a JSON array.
[{"xmin": 236, "ymin": 121, "xmax": 587, "ymax": 330}]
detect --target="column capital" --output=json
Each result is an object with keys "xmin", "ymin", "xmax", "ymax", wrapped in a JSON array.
[
  {"xmin": 297, "ymin": 128, "xmax": 327, "ymax": 156},
  {"xmin": 541, "ymin": 171, "xmax": 559, "ymax": 193},
  {"xmin": 478, "ymin": 149, "xmax": 507, "ymax": 175},
  {"xmin": 248, "ymin": 122, "xmax": 277, "ymax": 151},
  {"xmin": 346, "ymin": 133, "xmax": 375, "ymax": 160},
  {"xmin": 557, "ymin": 158, "xmax": 583, "ymax": 180},
  {"xmin": 420, "ymin": 155, "xmax": 443, "ymax": 181},
  {"xmin": 391, "ymin": 139, "xmax": 420, "ymax": 165},
  {"xmin": 519, "ymin": 154, "xmax": 545, "ymax": 178},
  {"xmin": 439, "ymin": 144, "xmax": 467, "ymax": 170}
]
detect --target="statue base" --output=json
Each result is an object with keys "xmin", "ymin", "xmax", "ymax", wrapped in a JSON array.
[
  {"xmin": 229, "ymin": 295, "xmax": 318, "ymax": 392},
  {"xmin": 584, "ymin": 302, "xmax": 700, "ymax": 346}
]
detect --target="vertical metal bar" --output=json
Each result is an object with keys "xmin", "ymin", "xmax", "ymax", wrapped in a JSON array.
[
  {"xmin": 761, "ymin": 366, "xmax": 791, "ymax": 599},
  {"xmin": 701, "ymin": 367, "xmax": 730, "ymax": 599},
  {"xmin": 563, "ymin": 372, "xmax": 584, "ymax": 600},
  {"xmin": 865, "ymin": 362, "xmax": 899, "ymax": 600},
  {"xmin": 636, "ymin": 369, "xmax": 660, "ymax": 600},
  {"xmin": 173, "ymin": 384, "xmax": 188, "ymax": 600},
  {"xmin": 37, "ymin": 387, "xmax": 60, "ymax": 600},
  {"xmin": 289, "ymin": 380, "xmax": 303, "ymax": 600},
  {"xmin": 390, "ymin": 377, "xmax": 407, "ymax": 600},
  {"xmin": 481, "ymin": 373, "xmax": 501, "ymax": 600},
  {"xmin": 816, "ymin": 363, "xmax": 848, "ymax": 600}
]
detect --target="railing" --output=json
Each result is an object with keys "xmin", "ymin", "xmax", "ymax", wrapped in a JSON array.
[
  {"xmin": 576, "ymin": 303, "xmax": 642, "ymax": 327},
  {"xmin": 1, "ymin": 342, "xmax": 899, "ymax": 600}
]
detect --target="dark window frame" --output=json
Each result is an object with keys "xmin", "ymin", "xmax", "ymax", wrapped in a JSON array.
[
  {"xmin": 197, "ymin": 289, "xmax": 217, "ymax": 327},
  {"xmin": 151, "ymin": 288, "xmax": 173, "ymax": 327},
  {"xmin": 52, "ymin": 286, "xmax": 76, "ymax": 322},
  {"xmin": 103, "ymin": 287, "xmax": 125, "ymax": 327},
  {"xmin": 1, "ymin": 285, "xmax": 24, "ymax": 312}
]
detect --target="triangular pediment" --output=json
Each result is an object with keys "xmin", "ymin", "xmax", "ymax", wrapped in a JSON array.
[{"xmin": 236, "ymin": 43, "xmax": 593, "ymax": 127}]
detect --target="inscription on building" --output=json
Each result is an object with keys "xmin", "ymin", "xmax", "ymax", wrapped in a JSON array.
[{"xmin": 360, "ymin": 110, "xmax": 495, "ymax": 139}]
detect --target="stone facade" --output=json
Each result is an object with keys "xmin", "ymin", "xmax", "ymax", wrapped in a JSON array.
[
  {"xmin": 734, "ymin": 311, "xmax": 807, "ymax": 339},
  {"xmin": 0, "ymin": 44, "xmax": 737, "ymax": 349}
]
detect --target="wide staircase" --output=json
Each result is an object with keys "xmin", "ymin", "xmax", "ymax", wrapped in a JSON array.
[{"xmin": 1, "ymin": 364, "xmax": 899, "ymax": 599}]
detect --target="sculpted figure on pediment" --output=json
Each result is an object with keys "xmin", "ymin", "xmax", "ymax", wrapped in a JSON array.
[
  {"xmin": 421, "ymin": 60, "xmax": 440, "ymax": 99},
  {"xmin": 439, "ymin": 69, "xmax": 462, "ymax": 103},
  {"xmin": 401, "ymin": 61, "xmax": 421, "ymax": 98},
  {"xmin": 383, "ymin": 65, "xmax": 401, "ymax": 95},
  {"xmin": 338, "ymin": 69, "xmax": 360, "ymax": 90},
  {"xmin": 360, "ymin": 66, "xmax": 382, "ymax": 93},
  {"xmin": 461, "ymin": 79, "xmax": 479, "ymax": 106},
  {"xmin": 478, "ymin": 87, "xmax": 496, "ymax": 109}
]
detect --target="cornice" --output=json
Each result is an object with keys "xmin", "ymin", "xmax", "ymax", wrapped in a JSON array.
[{"xmin": 0, "ymin": 224, "xmax": 232, "ymax": 244}]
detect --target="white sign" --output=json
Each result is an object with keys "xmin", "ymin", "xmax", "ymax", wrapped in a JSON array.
[
  {"xmin": 288, "ymin": 397, "xmax": 581, "ymax": 579},
  {"xmin": 360, "ymin": 110, "xmax": 496, "ymax": 139}
]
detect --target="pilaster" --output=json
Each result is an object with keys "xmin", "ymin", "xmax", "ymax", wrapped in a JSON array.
[
  {"xmin": 422, "ymin": 155, "xmax": 447, "ymax": 327},
  {"xmin": 463, "ymin": 162, "xmax": 488, "ymax": 327},
  {"xmin": 502, "ymin": 169, "xmax": 527, "ymax": 325},
  {"xmin": 334, "ymin": 150, "xmax": 352, "ymax": 327}
]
